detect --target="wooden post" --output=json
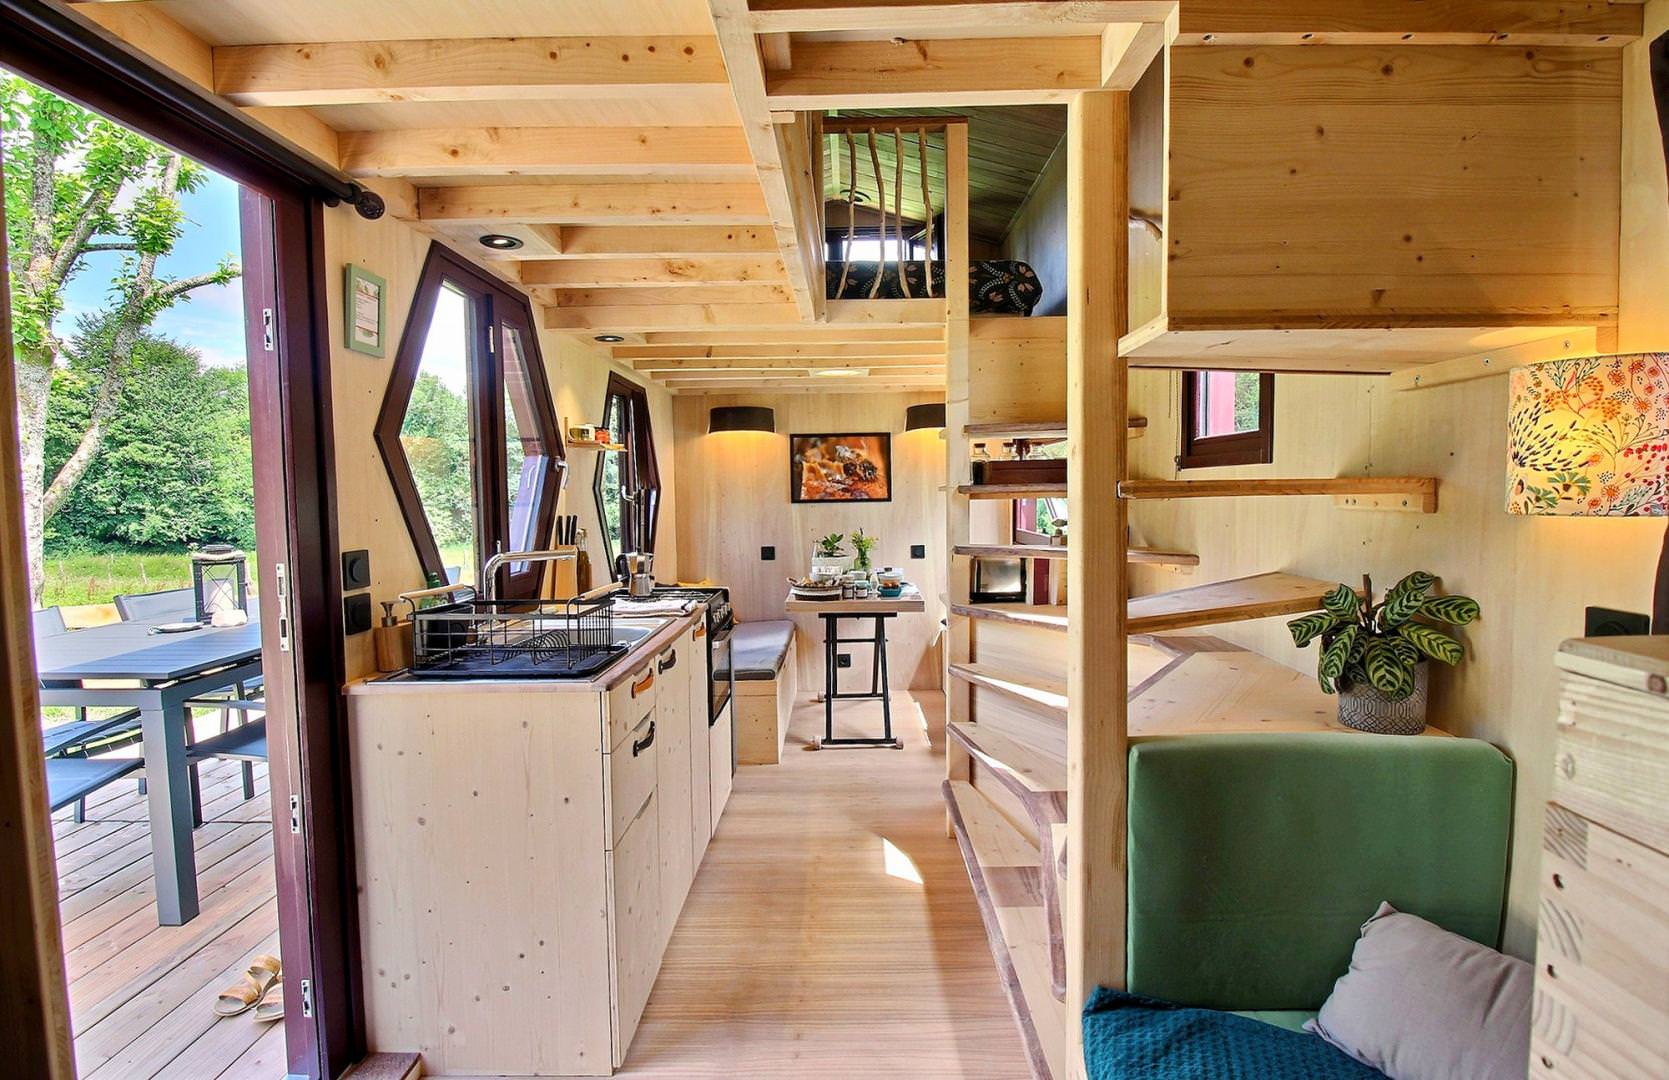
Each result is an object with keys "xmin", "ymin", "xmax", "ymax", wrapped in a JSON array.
[
  {"xmin": 944, "ymin": 122, "xmax": 973, "ymax": 808},
  {"xmin": 1065, "ymin": 90, "xmax": 1130, "ymax": 1078}
]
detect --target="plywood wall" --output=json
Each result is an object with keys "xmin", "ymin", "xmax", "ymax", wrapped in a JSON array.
[
  {"xmin": 1000, "ymin": 142, "xmax": 1067, "ymax": 317},
  {"xmin": 322, "ymin": 207, "xmax": 677, "ymax": 681},
  {"xmin": 672, "ymin": 392, "xmax": 947, "ymax": 691}
]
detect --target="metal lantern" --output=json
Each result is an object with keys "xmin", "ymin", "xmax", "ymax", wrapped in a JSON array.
[{"xmin": 191, "ymin": 544, "xmax": 248, "ymax": 623}]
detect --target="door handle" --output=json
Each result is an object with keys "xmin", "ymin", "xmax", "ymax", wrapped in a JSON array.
[
  {"xmin": 632, "ymin": 720, "xmax": 656, "ymax": 757},
  {"xmin": 658, "ymin": 649, "xmax": 677, "ymax": 674}
]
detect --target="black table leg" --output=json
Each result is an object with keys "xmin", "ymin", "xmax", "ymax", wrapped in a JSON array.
[
  {"xmin": 816, "ymin": 611, "xmax": 903, "ymax": 749},
  {"xmin": 823, "ymin": 613, "xmax": 836, "ymax": 745},
  {"xmin": 140, "ymin": 701, "xmax": 200, "ymax": 925}
]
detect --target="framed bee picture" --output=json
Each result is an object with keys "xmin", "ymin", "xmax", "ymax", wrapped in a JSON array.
[
  {"xmin": 790, "ymin": 433, "xmax": 892, "ymax": 503},
  {"xmin": 344, "ymin": 263, "xmax": 386, "ymax": 357}
]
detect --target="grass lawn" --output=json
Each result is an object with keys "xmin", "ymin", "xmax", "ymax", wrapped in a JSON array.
[{"xmin": 41, "ymin": 548, "xmax": 260, "ymax": 611}]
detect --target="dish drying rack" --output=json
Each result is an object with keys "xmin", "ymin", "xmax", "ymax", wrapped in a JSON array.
[{"xmin": 408, "ymin": 596, "xmax": 622, "ymax": 679}]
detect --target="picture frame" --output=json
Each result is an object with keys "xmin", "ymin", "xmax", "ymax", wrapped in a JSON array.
[
  {"xmin": 344, "ymin": 263, "xmax": 386, "ymax": 357},
  {"xmin": 789, "ymin": 432, "xmax": 893, "ymax": 503}
]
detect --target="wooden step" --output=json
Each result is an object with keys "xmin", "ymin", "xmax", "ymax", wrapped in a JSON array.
[
  {"xmin": 951, "ymin": 572, "xmax": 1335, "ymax": 636},
  {"xmin": 963, "ymin": 417, "xmax": 1147, "ymax": 441},
  {"xmin": 958, "ymin": 483, "xmax": 1067, "ymax": 499},
  {"xmin": 1120, "ymin": 476, "xmax": 1438, "ymax": 513},
  {"xmin": 943, "ymin": 780, "xmax": 1064, "ymax": 1080},
  {"xmin": 948, "ymin": 721, "xmax": 1067, "ymax": 808},
  {"xmin": 953, "ymin": 543, "xmax": 1198, "ymax": 568},
  {"xmin": 948, "ymin": 663, "xmax": 1068, "ymax": 722}
]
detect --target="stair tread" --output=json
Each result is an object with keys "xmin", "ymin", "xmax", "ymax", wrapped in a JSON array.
[
  {"xmin": 948, "ymin": 662, "xmax": 1068, "ymax": 721},
  {"xmin": 949, "ymin": 721, "xmax": 1066, "ymax": 801},
  {"xmin": 951, "ymin": 572, "xmax": 1334, "ymax": 635},
  {"xmin": 952, "ymin": 544, "xmax": 1198, "ymax": 567}
]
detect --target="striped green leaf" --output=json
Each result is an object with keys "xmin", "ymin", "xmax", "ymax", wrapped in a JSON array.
[
  {"xmin": 1364, "ymin": 640, "xmax": 1418, "ymax": 700},
  {"xmin": 1380, "ymin": 571, "xmax": 1437, "ymax": 626},
  {"xmin": 1320, "ymin": 626, "xmax": 1358, "ymax": 689},
  {"xmin": 1288, "ymin": 611, "xmax": 1342, "ymax": 648},
  {"xmin": 1419, "ymin": 595, "xmax": 1480, "ymax": 626},
  {"xmin": 1397, "ymin": 623, "xmax": 1464, "ymax": 665},
  {"xmin": 1321, "ymin": 583, "xmax": 1360, "ymax": 620}
]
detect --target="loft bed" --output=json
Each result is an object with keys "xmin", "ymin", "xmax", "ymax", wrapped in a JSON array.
[{"xmin": 825, "ymin": 258, "xmax": 1042, "ymax": 314}]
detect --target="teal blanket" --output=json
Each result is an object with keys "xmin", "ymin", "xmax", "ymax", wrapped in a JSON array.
[{"xmin": 1083, "ymin": 989, "xmax": 1385, "ymax": 1080}]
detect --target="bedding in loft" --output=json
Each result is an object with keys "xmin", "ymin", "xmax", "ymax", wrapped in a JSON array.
[{"xmin": 824, "ymin": 259, "xmax": 1043, "ymax": 315}]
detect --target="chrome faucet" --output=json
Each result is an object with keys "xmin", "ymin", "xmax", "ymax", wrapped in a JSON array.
[{"xmin": 481, "ymin": 548, "xmax": 578, "ymax": 601}]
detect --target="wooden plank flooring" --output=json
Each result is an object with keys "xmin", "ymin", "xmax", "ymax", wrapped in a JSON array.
[
  {"xmin": 621, "ymin": 691, "xmax": 1033, "ymax": 1077},
  {"xmin": 47, "ymin": 692, "xmax": 1027, "ymax": 1079},
  {"xmin": 50, "ymin": 752, "xmax": 282, "ymax": 1080}
]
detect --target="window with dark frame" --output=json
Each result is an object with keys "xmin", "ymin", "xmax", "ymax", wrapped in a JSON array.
[
  {"xmin": 374, "ymin": 244, "xmax": 566, "ymax": 599},
  {"xmin": 1178, "ymin": 370, "xmax": 1275, "ymax": 469},
  {"xmin": 592, "ymin": 373, "xmax": 661, "ymax": 579}
]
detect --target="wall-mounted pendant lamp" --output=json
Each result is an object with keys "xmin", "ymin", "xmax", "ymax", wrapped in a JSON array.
[
  {"xmin": 905, "ymin": 403, "xmax": 947, "ymax": 431},
  {"xmin": 709, "ymin": 405, "xmax": 776, "ymax": 433}
]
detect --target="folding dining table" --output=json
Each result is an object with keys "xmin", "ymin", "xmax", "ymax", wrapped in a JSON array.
[{"xmin": 35, "ymin": 615, "xmax": 264, "ymax": 925}]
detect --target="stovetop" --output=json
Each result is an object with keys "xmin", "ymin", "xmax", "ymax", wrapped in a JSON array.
[{"xmin": 613, "ymin": 585, "xmax": 732, "ymax": 630}]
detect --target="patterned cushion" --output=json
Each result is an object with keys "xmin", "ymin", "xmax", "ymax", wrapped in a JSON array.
[
  {"xmin": 824, "ymin": 259, "xmax": 1042, "ymax": 314},
  {"xmin": 1083, "ymin": 989, "xmax": 1386, "ymax": 1080}
]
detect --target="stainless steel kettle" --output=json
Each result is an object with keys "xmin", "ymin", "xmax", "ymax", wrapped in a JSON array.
[{"xmin": 617, "ymin": 551, "xmax": 656, "ymax": 596}]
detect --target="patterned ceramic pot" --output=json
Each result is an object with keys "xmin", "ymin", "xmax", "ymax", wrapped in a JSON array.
[{"xmin": 1337, "ymin": 662, "xmax": 1430, "ymax": 735}]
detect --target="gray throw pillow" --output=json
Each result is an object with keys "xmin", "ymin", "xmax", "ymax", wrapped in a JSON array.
[{"xmin": 1306, "ymin": 901, "xmax": 1532, "ymax": 1080}]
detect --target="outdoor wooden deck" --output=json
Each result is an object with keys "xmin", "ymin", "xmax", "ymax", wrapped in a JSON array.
[{"xmin": 53, "ymin": 755, "xmax": 284, "ymax": 1080}]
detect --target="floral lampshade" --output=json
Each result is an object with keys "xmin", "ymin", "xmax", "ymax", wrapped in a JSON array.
[{"xmin": 1507, "ymin": 354, "xmax": 1668, "ymax": 516}]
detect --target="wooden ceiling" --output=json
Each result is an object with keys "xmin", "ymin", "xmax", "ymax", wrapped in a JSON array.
[{"xmin": 69, "ymin": 0, "xmax": 1643, "ymax": 393}]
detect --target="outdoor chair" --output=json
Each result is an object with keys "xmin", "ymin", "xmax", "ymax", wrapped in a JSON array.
[
  {"xmin": 35, "ymin": 605, "xmax": 145, "ymax": 822},
  {"xmin": 113, "ymin": 586, "xmax": 195, "ymax": 621}
]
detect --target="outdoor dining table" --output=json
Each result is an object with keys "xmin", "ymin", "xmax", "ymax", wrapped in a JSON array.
[{"xmin": 35, "ymin": 612, "xmax": 264, "ymax": 925}]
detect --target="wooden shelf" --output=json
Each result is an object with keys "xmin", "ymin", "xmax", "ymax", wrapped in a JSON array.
[
  {"xmin": 953, "ymin": 544, "xmax": 1197, "ymax": 568},
  {"xmin": 948, "ymin": 722, "xmax": 1065, "ymax": 806},
  {"xmin": 963, "ymin": 417, "xmax": 1147, "ymax": 441},
  {"xmin": 1121, "ymin": 477, "xmax": 1438, "ymax": 514},
  {"xmin": 958, "ymin": 483, "xmax": 1067, "ymax": 500},
  {"xmin": 949, "ymin": 663, "xmax": 1068, "ymax": 723},
  {"xmin": 943, "ymin": 780, "xmax": 1065, "ymax": 1080},
  {"xmin": 1118, "ymin": 316, "xmax": 1602, "ymax": 376},
  {"xmin": 565, "ymin": 440, "xmax": 627, "ymax": 452},
  {"xmin": 951, "ymin": 573, "xmax": 1337, "ymax": 637}
]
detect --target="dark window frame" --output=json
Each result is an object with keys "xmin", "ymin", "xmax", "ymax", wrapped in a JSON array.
[
  {"xmin": 373, "ymin": 243, "xmax": 566, "ymax": 599},
  {"xmin": 592, "ymin": 373, "xmax": 661, "ymax": 578},
  {"xmin": 1178, "ymin": 370, "xmax": 1276, "ymax": 469}
]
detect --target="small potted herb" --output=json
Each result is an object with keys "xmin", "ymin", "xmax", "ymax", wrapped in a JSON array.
[
  {"xmin": 811, "ymin": 533, "xmax": 848, "ymax": 578},
  {"xmin": 848, "ymin": 528, "xmax": 878, "ymax": 575},
  {"xmin": 1287, "ymin": 571, "xmax": 1480, "ymax": 735}
]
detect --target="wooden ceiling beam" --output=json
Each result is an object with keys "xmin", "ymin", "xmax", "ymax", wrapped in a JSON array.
[
  {"xmin": 709, "ymin": 0, "xmax": 826, "ymax": 321},
  {"xmin": 635, "ymin": 357, "xmax": 945, "ymax": 371},
  {"xmin": 545, "ymin": 302, "xmax": 806, "ymax": 331},
  {"xmin": 519, "ymin": 257, "xmax": 785, "ymax": 288},
  {"xmin": 617, "ymin": 342, "xmax": 944, "ymax": 359},
  {"xmin": 538, "ymin": 285, "xmax": 794, "ymax": 306},
  {"xmin": 747, "ymin": 2, "xmax": 1176, "ymax": 34},
  {"xmin": 1175, "ymin": 0, "xmax": 1640, "ymax": 46},
  {"xmin": 339, "ymin": 126, "xmax": 756, "ymax": 177},
  {"xmin": 764, "ymin": 36, "xmax": 1104, "ymax": 109},
  {"xmin": 415, "ymin": 182, "xmax": 770, "ymax": 225},
  {"xmin": 669, "ymin": 381, "xmax": 943, "ymax": 394},
  {"xmin": 640, "ymin": 327, "xmax": 944, "ymax": 345},
  {"xmin": 541, "ymin": 225, "xmax": 778, "ymax": 258},
  {"xmin": 212, "ymin": 36, "xmax": 731, "ymax": 106}
]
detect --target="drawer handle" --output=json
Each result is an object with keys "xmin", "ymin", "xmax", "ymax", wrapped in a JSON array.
[
  {"xmin": 659, "ymin": 648, "xmax": 678, "ymax": 674},
  {"xmin": 632, "ymin": 720, "xmax": 656, "ymax": 757},
  {"xmin": 631, "ymin": 670, "xmax": 655, "ymax": 698},
  {"xmin": 694, "ymin": 624, "xmax": 707, "ymax": 639}
]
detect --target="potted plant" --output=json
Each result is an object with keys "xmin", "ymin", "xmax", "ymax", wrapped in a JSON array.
[
  {"xmin": 1287, "ymin": 571, "xmax": 1480, "ymax": 735},
  {"xmin": 811, "ymin": 533, "xmax": 848, "ymax": 578},
  {"xmin": 848, "ymin": 528, "xmax": 878, "ymax": 576}
]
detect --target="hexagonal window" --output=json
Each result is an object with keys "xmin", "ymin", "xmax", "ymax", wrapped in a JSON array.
[
  {"xmin": 376, "ymin": 244, "xmax": 565, "ymax": 598},
  {"xmin": 592, "ymin": 374, "xmax": 660, "ymax": 579}
]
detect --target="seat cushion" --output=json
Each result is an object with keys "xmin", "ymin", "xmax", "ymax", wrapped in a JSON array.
[
  {"xmin": 1126, "ymin": 734, "xmax": 1513, "ymax": 1012},
  {"xmin": 1084, "ymin": 989, "xmax": 1384, "ymax": 1080},
  {"xmin": 729, "ymin": 621, "xmax": 794, "ymax": 681}
]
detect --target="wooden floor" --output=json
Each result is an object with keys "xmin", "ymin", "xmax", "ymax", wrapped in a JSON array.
[
  {"xmin": 621, "ymin": 690, "xmax": 1033, "ymax": 1077},
  {"xmin": 48, "ymin": 691, "xmax": 1024, "ymax": 1079},
  {"xmin": 51, "ymin": 753, "xmax": 286, "ymax": 1080}
]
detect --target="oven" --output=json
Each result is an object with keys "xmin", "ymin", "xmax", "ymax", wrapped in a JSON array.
[{"xmin": 708, "ymin": 614, "xmax": 734, "ymax": 726}]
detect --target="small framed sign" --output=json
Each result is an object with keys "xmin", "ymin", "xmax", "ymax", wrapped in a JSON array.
[{"xmin": 344, "ymin": 264, "xmax": 386, "ymax": 357}]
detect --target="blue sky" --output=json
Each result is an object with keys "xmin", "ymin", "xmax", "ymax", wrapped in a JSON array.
[{"xmin": 58, "ymin": 168, "xmax": 248, "ymax": 369}]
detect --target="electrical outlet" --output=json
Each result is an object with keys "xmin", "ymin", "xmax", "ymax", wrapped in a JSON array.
[
  {"xmin": 910, "ymin": 544, "xmax": 926, "ymax": 559},
  {"xmin": 837, "ymin": 653, "xmax": 852, "ymax": 668},
  {"xmin": 1585, "ymin": 606, "xmax": 1650, "ymax": 637},
  {"xmin": 342, "ymin": 592, "xmax": 373, "ymax": 635},
  {"xmin": 341, "ymin": 548, "xmax": 371, "ymax": 590},
  {"xmin": 761, "ymin": 546, "xmax": 776, "ymax": 561}
]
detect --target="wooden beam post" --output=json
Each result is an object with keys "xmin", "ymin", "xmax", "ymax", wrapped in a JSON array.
[
  {"xmin": 1065, "ymin": 89, "xmax": 1130, "ymax": 1078},
  {"xmin": 945, "ymin": 121, "xmax": 973, "ymax": 813}
]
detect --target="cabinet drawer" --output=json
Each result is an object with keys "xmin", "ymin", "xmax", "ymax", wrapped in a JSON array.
[
  {"xmin": 1554, "ymin": 671, "xmax": 1669, "ymax": 855},
  {"xmin": 608, "ymin": 792, "xmax": 660, "ymax": 1068},
  {"xmin": 608, "ymin": 711, "xmax": 658, "ymax": 847},
  {"xmin": 1531, "ymin": 803, "xmax": 1669, "ymax": 1078},
  {"xmin": 607, "ymin": 660, "xmax": 658, "ymax": 751}
]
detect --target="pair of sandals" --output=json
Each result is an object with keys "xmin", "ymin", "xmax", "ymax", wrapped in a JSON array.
[{"xmin": 214, "ymin": 954, "xmax": 285, "ymax": 1022}]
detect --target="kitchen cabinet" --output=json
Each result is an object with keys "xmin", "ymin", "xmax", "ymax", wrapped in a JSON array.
[
  {"xmin": 345, "ymin": 610, "xmax": 724, "ymax": 1077},
  {"xmin": 709, "ymin": 699, "xmax": 733, "ymax": 829}
]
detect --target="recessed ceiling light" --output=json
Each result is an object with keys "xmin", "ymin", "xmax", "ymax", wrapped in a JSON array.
[
  {"xmin": 813, "ymin": 367, "xmax": 867, "ymax": 377},
  {"xmin": 594, "ymin": 334, "xmax": 626, "ymax": 344},
  {"xmin": 478, "ymin": 233, "xmax": 523, "ymax": 251}
]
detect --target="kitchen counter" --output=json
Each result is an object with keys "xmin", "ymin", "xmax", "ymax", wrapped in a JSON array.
[{"xmin": 345, "ymin": 607, "xmax": 700, "ymax": 695}]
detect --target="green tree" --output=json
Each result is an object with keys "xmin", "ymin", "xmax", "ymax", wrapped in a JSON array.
[
  {"xmin": 399, "ymin": 372, "xmax": 475, "ymax": 547},
  {"xmin": 48, "ymin": 322, "xmax": 254, "ymax": 549},
  {"xmin": 3, "ymin": 77, "xmax": 239, "ymax": 600}
]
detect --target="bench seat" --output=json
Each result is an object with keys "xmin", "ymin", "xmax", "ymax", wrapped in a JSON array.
[
  {"xmin": 47, "ymin": 755, "xmax": 143, "ymax": 814},
  {"xmin": 728, "ymin": 621, "xmax": 797, "ymax": 764}
]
